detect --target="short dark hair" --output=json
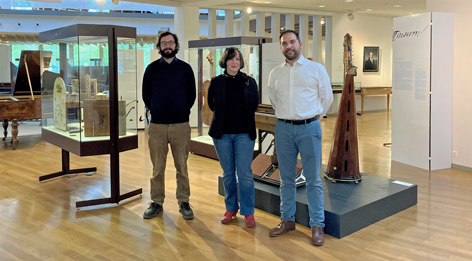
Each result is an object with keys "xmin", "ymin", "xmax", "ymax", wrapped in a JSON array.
[
  {"xmin": 156, "ymin": 31, "xmax": 180, "ymax": 53},
  {"xmin": 279, "ymin": 30, "xmax": 300, "ymax": 43},
  {"xmin": 219, "ymin": 47, "xmax": 245, "ymax": 69}
]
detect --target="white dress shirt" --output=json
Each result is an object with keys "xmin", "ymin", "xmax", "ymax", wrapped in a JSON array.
[{"xmin": 268, "ymin": 55, "xmax": 333, "ymax": 120}]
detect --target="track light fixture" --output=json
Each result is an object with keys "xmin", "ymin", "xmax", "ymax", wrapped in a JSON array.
[
  {"xmin": 347, "ymin": 12, "xmax": 355, "ymax": 21},
  {"xmin": 243, "ymin": 2, "xmax": 252, "ymax": 13}
]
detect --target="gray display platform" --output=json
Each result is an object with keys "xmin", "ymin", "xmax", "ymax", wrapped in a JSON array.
[{"xmin": 217, "ymin": 167, "xmax": 417, "ymax": 238}]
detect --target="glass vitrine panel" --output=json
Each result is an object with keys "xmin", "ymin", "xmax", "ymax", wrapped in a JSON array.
[
  {"xmin": 187, "ymin": 37, "xmax": 271, "ymax": 159},
  {"xmin": 40, "ymin": 24, "xmax": 138, "ymax": 156}
]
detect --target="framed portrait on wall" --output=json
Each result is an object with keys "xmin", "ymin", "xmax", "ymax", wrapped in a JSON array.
[{"xmin": 363, "ymin": 46, "xmax": 379, "ymax": 72}]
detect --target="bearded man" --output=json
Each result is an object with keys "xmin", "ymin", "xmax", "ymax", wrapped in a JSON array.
[
  {"xmin": 267, "ymin": 30, "xmax": 333, "ymax": 246},
  {"xmin": 142, "ymin": 31, "xmax": 196, "ymax": 220}
]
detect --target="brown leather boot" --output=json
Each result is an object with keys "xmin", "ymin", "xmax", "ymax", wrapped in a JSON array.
[
  {"xmin": 311, "ymin": 225, "xmax": 325, "ymax": 246},
  {"xmin": 269, "ymin": 219, "xmax": 295, "ymax": 237}
]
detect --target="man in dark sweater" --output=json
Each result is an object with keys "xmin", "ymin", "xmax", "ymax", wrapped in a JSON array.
[{"xmin": 142, "ymin": 31, "xmax": 196, "ymax": 220}]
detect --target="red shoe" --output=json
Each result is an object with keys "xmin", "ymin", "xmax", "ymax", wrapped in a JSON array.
[
  {"xmin": 245, "ymin": 215, "xmax": 256, "ymax": 228},
  {"xmin": 221, "ymin": 210, "xmax": 238, "ymax": 224}
]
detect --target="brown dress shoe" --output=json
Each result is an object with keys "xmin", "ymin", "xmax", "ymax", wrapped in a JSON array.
[
  {"xmin": 269, "ymin": 219, "xmax": 295, "ymax": 237},
  {"xmin": 311, "ymin": 225, "xmax": 325, "ymax": 246}
]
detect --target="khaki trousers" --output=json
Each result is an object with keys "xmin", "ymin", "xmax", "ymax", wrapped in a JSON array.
[{"xmin": 148, "ymin": 122, "xmax": 191, "ymax": 205}]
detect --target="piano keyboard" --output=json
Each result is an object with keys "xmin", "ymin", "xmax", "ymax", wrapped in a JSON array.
[{"xmin": 255, "ymin": 108, "xmax": 277, "ymax": 133}]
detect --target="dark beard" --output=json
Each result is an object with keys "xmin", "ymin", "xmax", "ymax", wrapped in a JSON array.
[
  {"xmin": 283, "ymin": 49, "xmax": 300, "ymax": 61},
  {"xmin": 160, "ymin": 48, "xmax": 178, "ymax": 59}
]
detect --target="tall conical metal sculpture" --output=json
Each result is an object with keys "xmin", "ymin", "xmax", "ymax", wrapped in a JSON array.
[{"xmin": 325, "ymin": 33, "xmax": 362, "ymax": 183}]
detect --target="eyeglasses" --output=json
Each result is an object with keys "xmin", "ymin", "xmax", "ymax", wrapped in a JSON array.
[{"xmin": 160, "ymin": 41, "xmax": 175, "ymax": 47}]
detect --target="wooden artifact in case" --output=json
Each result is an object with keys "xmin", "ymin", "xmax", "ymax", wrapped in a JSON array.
[
  {"xmin": 83, "ymin": 100, "xmax": 126, "ymax": 137},
  {"xmin": 53, "ymin": 77, "xmax": 67, "ymax": 131}
]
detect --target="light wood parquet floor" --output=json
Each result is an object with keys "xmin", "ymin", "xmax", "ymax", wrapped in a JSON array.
[{"xmin": 1, "ymin": 110, "xmax": 472, "ymax": 260}]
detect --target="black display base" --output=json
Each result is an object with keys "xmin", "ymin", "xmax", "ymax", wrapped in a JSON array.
[
  {"xmin": 76, "ymin": 188, "xmax": 143, "ymax": 208},
  {"xmin": 40, "ymin": 149, "xmax": 143, "ymax": 208},
  {"xmin": 218, "ymin": 166, "xmax": 417, "ymax": 238},
  {"xmin": 190, "ymin": 139, "xmax": 218, "ymax": 160},
  {"xmin": 39, "ymin": 149, "xmax": 97, "ymax": 182}
]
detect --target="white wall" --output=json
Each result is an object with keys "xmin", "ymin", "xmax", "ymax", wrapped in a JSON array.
[
  {"xmin": 427, "ymin": 0, "xmax": 472, "ymax": 169},
  {"xmin": 329, "ymin": 13, "xmax": 393, "ymax": 113},
  {"xmin": 331, "ymin": 13, "xmax": 393, "ymax": 86}
]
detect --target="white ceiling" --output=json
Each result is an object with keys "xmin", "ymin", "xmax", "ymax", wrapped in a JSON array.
[{"xmin": 122, "ymin": 0, "xmax": 426, "ymax": 17}]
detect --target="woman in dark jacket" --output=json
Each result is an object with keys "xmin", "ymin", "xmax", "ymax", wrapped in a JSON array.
[{"xmin": 208, "ymin": 47, "xmax": 259, "ymax": 228}]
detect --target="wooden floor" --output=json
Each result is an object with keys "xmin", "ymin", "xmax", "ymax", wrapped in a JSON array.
[{"xmin": 1, "ymin": 110, "xmax": 472, "ymax": 260}]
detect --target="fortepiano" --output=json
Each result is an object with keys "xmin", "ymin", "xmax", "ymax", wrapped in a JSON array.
[
  {"xmin": 253, "ymin": 104, "xmax": 306, "ymax": 187},
  {"xmin": 1, "ymin": 50, "xmax": 52, "ymax": 149},
  {"xmin": 1, "ymin": 96, "xmax": 41, "ymax": 149},
  {"xmin": 255, "ymin": 103, "xmax": 277, "ymax": 133}
]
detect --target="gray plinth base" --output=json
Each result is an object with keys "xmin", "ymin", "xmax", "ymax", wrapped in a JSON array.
[{"xmin": 217, "ymin": 167, "xmax": 417, "ymax": 238}]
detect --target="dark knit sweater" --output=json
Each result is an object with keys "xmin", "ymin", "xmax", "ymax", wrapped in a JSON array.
[
  {"xmin": 207, "ymin": 71, "xmax": 259, "ymax": 140},
  {"xmin": 223, "ymin": 74, "xmax": 248, "ymax": 135},
  {"xmin": 142, "ymin": 57, "xmax": 196, "ymax": 124}
]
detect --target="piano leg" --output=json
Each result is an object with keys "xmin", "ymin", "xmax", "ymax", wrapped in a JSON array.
[
  {"xmin": 2, "ymin": 119, "xmax": 7, "ymax": 141},
  {"xmin": 11, "ymin": 119, "xmax": 18, "ymax": 150}
]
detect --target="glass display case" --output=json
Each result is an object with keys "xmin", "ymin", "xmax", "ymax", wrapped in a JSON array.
[
  {"xmin": 39, "ymin": 24, "xmax": 138, "ymax": 156},
  {"xmin": 38, "ymin": 24, "xmax": 141, "ymax": 208},
  {"xmin": 188, "ymin": 36, "xmax": 272, "ymax": 159}
]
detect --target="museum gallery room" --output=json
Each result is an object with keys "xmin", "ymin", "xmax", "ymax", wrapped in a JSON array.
[{"xmin": 1, "ymin": 0, "xmax": 472, "ymax": 260}]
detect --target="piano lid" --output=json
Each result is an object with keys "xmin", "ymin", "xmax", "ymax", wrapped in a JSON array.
[{"xmin": 12, "ymin": 50, "xmax": 52, "ymax": 96}]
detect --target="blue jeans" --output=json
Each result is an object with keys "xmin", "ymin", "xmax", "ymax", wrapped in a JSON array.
[
  {"xmin": 275, "ymin": 119, "xmax": 325, "ymax": 228},
  {"xmin": 213, "ymin": 134, "xmax": 255, "ymax": 216}
]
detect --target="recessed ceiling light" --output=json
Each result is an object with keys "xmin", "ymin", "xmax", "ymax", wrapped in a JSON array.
[
  {"xmin": 265, "ymin": 1, "xmax": 271, "ymax": 3},
  {"xmin": 345, "ymin": 0, "xmax": 353, "ymax": 2},
  {"xmin": 365, "ymin": 9, "xmax": 372, "ymax": 11},
  {"xmin": 319, "ymin": 5, "xmax": 326, "ymax": 8},
  {"xmin": 393, "ymin": 4, "xmax": 402, "ymax": 8}
]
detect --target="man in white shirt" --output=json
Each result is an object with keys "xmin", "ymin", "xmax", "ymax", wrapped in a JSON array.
[{"xmin": 267, "ymin": 30, "xmax": 333, "ymax": 246}]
